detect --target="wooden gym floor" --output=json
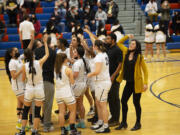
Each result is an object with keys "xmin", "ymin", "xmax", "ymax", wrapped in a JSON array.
[{"xmin": 0, "ymin": 53, "xmax": 179, "ymax": 135}]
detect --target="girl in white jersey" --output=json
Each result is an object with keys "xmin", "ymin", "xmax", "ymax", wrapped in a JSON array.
[
  {"xmin": 87, "ymin": 40, "xmax": 112, "ymax": 133},
  {"xmin": 154, "ymin": 20, "xmax": 167, "ymax": 61},
  {"xmin": 57, "ymin": 38, "xmax": 71, "ymax": 59},
  {"xmin": 16, "ymin": 36, "xmax": 49, "ymax": 135},
  {"xmin": 144, "ymin": 19, "xmax": 155, "ymax": 61},
  {"xmin": 8, "ymin": 47, "xmax": 25, "ymax": 129},
  {"xmin": 72, "ymin": 45, "xmax": 89, "ymax": 129},
  {"xmin": 55, "ymin": 53, "xmax": 81, "ymax": 135}
]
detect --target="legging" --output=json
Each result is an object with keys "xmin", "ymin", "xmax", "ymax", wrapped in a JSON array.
[{"xmin": 121, "ymin": 81, "xmax": 142, "ymax": 124}]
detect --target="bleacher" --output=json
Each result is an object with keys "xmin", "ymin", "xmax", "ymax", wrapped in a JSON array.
[{"xmin": 137, "ymin": 0, "xmax": 180, "ymax": 52}]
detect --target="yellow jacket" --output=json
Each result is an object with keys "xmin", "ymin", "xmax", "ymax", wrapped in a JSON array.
[{"xmin": 116, "ymin": 35, "xmax": 148, "ymax": 93}]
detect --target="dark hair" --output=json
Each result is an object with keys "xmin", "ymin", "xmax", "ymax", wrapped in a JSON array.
[
  {"xmin": 59, "ymin": 38, "xmax": 69, "ymax": 50},
  {"xmin": 107, "ymin": 33, "xmax": 117, "ymax": 43},
  {"xmin": 33, "ymin": 39, "xmax": 41, "ymax": 50},
  {"xmin": 94, "ymin": 40, "xmax": 106, "ymax": 52},
  {"xmin": 76, "ymin": 46, "xmax": 90, "ymax": 73},
  {"xmin": 31, "ymin": 14, "xmax": 37, "ymax": 23},
  {"xmin": 4, "ymin": 48, "xmax": 15, "ymax": 79},
  {"xmin": 55, "ymin": 53, "xmax": 67, "ymax": 79},
  {"xmin": 24, "ymin": 48, "xmax": 36, "ymax": 86},
  {"xmin": 47, "ymin": 36, "xmax": 51, "ymax": 46},
  {"xmin": 23, "ymin": 14, "xmax": 29, "ymax": 21},
  {"xmin": 113, "ymin": 19, "xmax": 119, "ymax": 25},
  {"xmin": 130, "ymin": 39, "xmax": 142, "ymax": 55}
]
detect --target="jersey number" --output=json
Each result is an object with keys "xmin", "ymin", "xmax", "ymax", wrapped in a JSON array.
[{"xmin": 105, "ymin": 57, "xmax": 109, "ymax": 66}]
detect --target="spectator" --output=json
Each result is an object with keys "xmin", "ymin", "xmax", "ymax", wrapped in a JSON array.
[
  {"xmin": 83, "ymin": 0, "xmax": 96, "ymax": 9},
  {"xmin": 18, "ymin": 6, "xmax": 27, "ymax": 23},
  {"xmin": 145, "ymin": 0, "xmax": 158, "ymax": 22},
  {"xmin": 83, "ymin": 5, "xmax": 96, "ymax": 31},
  {"xmin": 19, "ymin": 14, "xmax": 35, "ymax": 49},
  {"xmin": 106, "ymin": 0, "xmax": 119, "ymax": 24},
  {"xmin": 66, "ymin": 6, "xmax": 80, "ymax": 31},
  {"xmin": 43, "ymin": 17, "xmax": 59, "ymax": 47},
  {"xmin": 55, "ymin": 0, "xmax": 67, "ymax": 19},
  {"xmin": 0, "ymin": 0, "xmax": 5, "ymax": 13},
  {"xmin": 172, "ymin": 11, "xmax": 180, "ymax": 35},
  {"xmin": 96, "ymin": 22, "xmax": 106, "ymax": 41},
  {"xmin": 159, "ymin": 0, "xmax": 170, "ymax": 36},
  {"xmin": 95, "ymin": 6, "xmax": 107, "ymax": 29},
  {"xmin": 51, "ymin": 6, "xmax": 65, "ymax": 33},
  {"xmin": 23, "ymin": 0, "xmax": 37, "ymax": 14},
  {"xmin": 31, "ymin": 13, "xmax": 41, "ymax": 36},
  {"xmin": 97, "ymin": 0, "xmax": 108, "ymax": 10},
  {"xmin": 6, "ymin": 0, "xmax": 18, "ymax": 26},
  {"xmin": 72, "ymin": 21, "xmax": 83, "ymax": 36},
  {"xmin": 0, "ymin": 20, "xmax": 5, "ymax": 41},
  {"xmin": 67, "ymin": 0, "xmax": 80, "ymax": 9},
  {"xmin": 111, "ymin": 19, "xmax": 124, "ymax": 42}
]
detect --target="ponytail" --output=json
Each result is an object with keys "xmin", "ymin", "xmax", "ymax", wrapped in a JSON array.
[
  {"xmin": 24, "ymin": 49, "xmax": 36, "ymax": 86},
  {"xmin": 55, "ymin": 53, "xmax": 67, "ymax": 79},
  {"xmin": 76, "ymin": 46, "xmax": 90, "ymax": 74}
]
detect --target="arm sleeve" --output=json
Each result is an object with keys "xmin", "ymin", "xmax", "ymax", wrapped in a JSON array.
[
  {"xmin": 94, "ymin": 54, "xmax": 102, "ymax": 63},
  {"xmin": 141, "ymin": 56, "xmax": 148, "ymax": 85}
]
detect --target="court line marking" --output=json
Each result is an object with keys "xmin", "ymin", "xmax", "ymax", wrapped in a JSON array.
[
  {"xmin": 150, "ymin": 72, "xmax": 180, "ymax": 108},
  {"xmin": 158, "ymin": 88, "xmax": 180, "ymax": 108}
]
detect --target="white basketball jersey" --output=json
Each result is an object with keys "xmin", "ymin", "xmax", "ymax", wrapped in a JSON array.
[
  {"xmin": 9, "ymin": 58, "xmax": 24, "ymax": 90},
  {"xmin": 57, "ymin": 48, "xmax": 70, "ymax": 59},
  {"xmin": 25, "ymin": 60, "xmax": 43, "ymax": 86},
  {"xmin": 94, "ymin": 52, "xmax": 111, "ymax": 81},
  {"xmin": 72, "ymin": 59, "xmax": 86, "ymax": 83},
  {"xmin": 56, "ymin": 65, "xmax": 73, "ymax": 97}
]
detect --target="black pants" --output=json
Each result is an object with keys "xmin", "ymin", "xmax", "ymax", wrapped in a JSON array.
[
  {"xmin": 108, "ymin": 80, "xmax": 120, "ymax": 121},
  {"xmin": 22, "ymin": 39, "xmax": 31, "ymax": 49},
  {"xmin": 7, "ymin": 9, "xmax": 17, "ymax": 24},
  {"xmin": 121, "ymin": 81, "xmax": 141, "ymax": 124}
]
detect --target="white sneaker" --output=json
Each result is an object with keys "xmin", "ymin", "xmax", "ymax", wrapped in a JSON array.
[
  {"xmin": 91, "ymin": 122, "xmax": 103, "ymax": 130},
  {"xmin": 87, "ymin": 107, "xmax": 95, "ymax": 116}
]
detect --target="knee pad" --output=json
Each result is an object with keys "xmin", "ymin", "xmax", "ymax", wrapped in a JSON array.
[
  {"xmin": 17, "ymin": 108, "xmax": 22, "ymax": 115},
  {"xmin": 22, "ymin": 106, "xmax": 30, "ymax": 120},
  {"xmin": 35, "ymin": 106, "xmax": 41, "ymax": 118}
]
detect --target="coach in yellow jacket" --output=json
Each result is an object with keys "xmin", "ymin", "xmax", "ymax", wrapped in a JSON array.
[{"xmin": 115, "ymin": 35, "xmax": 148, "ymax": 131}]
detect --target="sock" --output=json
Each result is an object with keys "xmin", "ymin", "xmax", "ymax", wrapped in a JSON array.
[
  {"xmin": 97, "ymin": 120, "xmax": 103, "ymax": 125},
  {"xmin": 80, "ymin": 119, "xmax": 84, "ymax": 123},
  {"xmin": 18, "ymin": 119, "xmax": 22, "ymax": 123},
  {"xmin": 70, "ymin": 124, "xmax": 75, "ymax": 130},
  {"xmin": 61, "ymin": 126, "xmax": 66, "ymax": 130},
  {"xmin": 103, "ymin": 123, "xmax": 109, "ymax": 128},
  {"xmin": 22, "ymin": 126, "xmax": 25, "ymax": 131},
  {"xmin": 32, "ymin": 129, "xmax": 37, "ymax": 133}
]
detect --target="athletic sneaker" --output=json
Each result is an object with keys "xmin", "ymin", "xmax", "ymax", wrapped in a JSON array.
[
  {"xmin": 61, "ymin": 128, "xmax": 68, "ymax": 135},
  {"xmin": 76, "ymin": 121, "xmax": 86, "ymax": 129},
  {"xmin": 43, "ymin": 125, "xmax": 54, "ymax": 132},
  {"xmin": 70, "ymin": 129, "xmax": 81, "ymax": 135},
  {"xmin": 95, "ymin": 126, "xmax": 110, "ymax": 133},
  {"xmin": 15, "ymin": 130, "xmax": 25, "ymax": 135},
  {"xmin": 16, "ymin": 122, "xmax": 22, "ymax": 130},
  {"xmin": 91, "ymin": 122, "xmax": 103, "ymax": 130},
  {"xmin": 31, "ymin": 131, "xmax": 41, "ymax": 135},
  {"xmin": 87, "ymin": 107, "xmax": 95, "ymax": 116}
]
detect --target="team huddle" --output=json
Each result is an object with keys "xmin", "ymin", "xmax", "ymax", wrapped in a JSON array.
[{"xmin": 5, "ymin": 27, "xmax": 148, "ymax": 135}]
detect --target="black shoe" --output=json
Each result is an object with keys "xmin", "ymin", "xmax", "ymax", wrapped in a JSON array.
[
  {"xmin": 109, "ymin": 120, "xmax": 119, "ymax": 127},
  {"xmin": 54, "ymin": 110, "xmax": 59, "ymax": 114},
  {"xmin": 131, "ymin": 123, "xmax": 141, "ymax": 131},
  {"xmin": 15, "ymin": 130, "xmax": 25, "ymax": 135},
  {"xmin": 31, "ymin": 131, "xmax": 41, "ymax": 135},
  {"xmin": 95, "ymin": 127, "xmax": 111, "ymax": 133},
  {"xmin": 61, "ymin": 128, "xmax": 68, "ymax": 135},
  {"xmin": 115, "ymin": 122, "xmax": 128, "ymax": 130},
  {"xmin": 70, "ymin": 129, "xmax": 81, "ymax": 135}
]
